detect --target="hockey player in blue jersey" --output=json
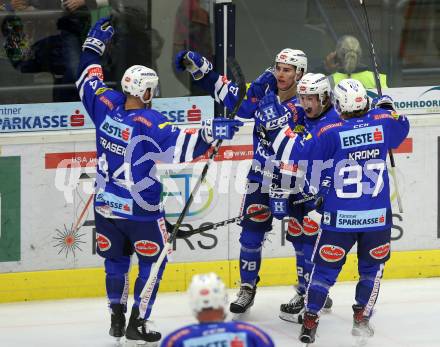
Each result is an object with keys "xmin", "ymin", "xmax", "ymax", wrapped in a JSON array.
[
  {"xmin": 291, "ymin": 79, "xmax": 409, "ymax": 344},
  {"xmin": 274, "ymin": 73, "xmax": 339, "ymax": 323},
  {"xmin": 175, "ymin": 48, "xmax": 308, "ymax": 315},
  {"xmin": 160, "ymin": 273, "xmax": 275, "ymax": 347},
  {"xmin": 76, "ymin": 18, "xmax": 243, "ymax": 345}
]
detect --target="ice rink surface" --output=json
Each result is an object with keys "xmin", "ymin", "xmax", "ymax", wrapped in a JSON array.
[{"xmin": 1, "ymin": 277, "xmax": 440, "ymax": 347}]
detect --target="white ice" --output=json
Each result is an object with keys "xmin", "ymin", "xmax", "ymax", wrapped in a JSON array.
[{"xmin": 1, "ymin": 277, "xmax": 439, "ymax": 347}]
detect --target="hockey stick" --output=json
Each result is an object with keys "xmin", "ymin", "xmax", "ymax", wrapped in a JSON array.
[
  {"xmin": 360, "ymin": 0, "xmax": 403, "ymax": 213},
  {"xmin": 172, "ymin": 192, "xmax": 317, "ymax": 238},
  {"xmin": 138, "ymin": 57, "xmax": 247, "ymax": 317}
]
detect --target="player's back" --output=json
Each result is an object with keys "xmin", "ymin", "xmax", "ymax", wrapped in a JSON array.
[
  {"xmin": 91, "ymin": 87, "xmax": 178, "ymax": 220},
  {"xmin": 305, "ymin": 107, "xmax": 409, "ymax": 232},
  {"xmin": 160, "ymin": 321, "xmax": 274, "ymax": 347}
]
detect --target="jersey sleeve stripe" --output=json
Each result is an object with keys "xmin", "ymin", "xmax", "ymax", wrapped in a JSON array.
[
  {"xmin": 172, "ymin": 130, "xmax": 186, "ymax": 163},
  {"xmin": 184, "ymin": 131, "xmax": 200, "ymax": 162},
  {"xmin": 272, "ymin": 126, "xmax": 290, "ymax": 153},
  {"xmin": 281, "ymin": 137, "xmax": 296, "ymax": 162}
]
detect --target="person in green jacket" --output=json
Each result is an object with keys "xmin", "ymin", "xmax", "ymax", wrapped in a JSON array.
[{"xmin": 324, "ymin": 35, "xmax": 387, "ymax": 89}]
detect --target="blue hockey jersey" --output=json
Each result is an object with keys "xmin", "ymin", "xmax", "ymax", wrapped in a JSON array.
[
  {"xmin": 76, "ymin": 52, "xmax": 212, "ymax": 221},
  {"xmin": 195, "ymin": 70, "xmax": 306, "ymax": 185},
  {"xmin": 295, "ymin": 108, "xmax": 410, "ymax": 232},
  {"xmin": 160, "ymin": 321, "xmax": 274, "ymax": 347}
]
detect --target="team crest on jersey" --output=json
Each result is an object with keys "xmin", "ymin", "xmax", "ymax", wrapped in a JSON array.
[
  {"xmin": 369, "ymin": 243, "xmax": 390, "ymax": 259},
  {"xmin": 99, "ymin": 115, "xmax": 133, "ymax": 143},
  {"xmin": 319, "ymin": 244, "xmax": 345, "ymax": 262},
  {"xmin": 96, "ymin": 233, "xmax": 111, "ymax": 251},
  {"xmin": 134, "ymin": 240, "xmax": 160, "ymax": 256}
]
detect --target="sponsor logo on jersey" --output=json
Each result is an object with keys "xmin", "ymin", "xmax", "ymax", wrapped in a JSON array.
[
  {"xmin": 96, "ymin": 192, "xmax": 133, "ymax": 215},
  {"xmin": 253, "ymin": 165, "xmax": 279, "ymax": 180},
  {"xmin": 134, "ymin": 240, "xmax": 160, "ymax": 256},
  {"xmin": 336, "ymin": 208, "xmax": 387, "ymax": 229},
  {"xmin": 279, "ymin": 161, "xmax": 299, "ymax": 176},
  {"xmin": 319, "ymin": 244, "xmax": 345, "ymax": 262},
  {"xmin": 317, "ymin": 122, "xmax": 344, "ymax": 137},
  {"xmin": 99, "ymin": 137, "xmax": 126, "ymax": 156},
  {"xmin": 247, "ymin": 204, "xmax": 271, "ymax": 222},
  {"xmin": 99, "ymin": 95, "xmax": 114, "ymax": 110},
  {"xmin": 95, "ymin": 87, "xmax": 111, "ymax": 95},
  {"xmin": 99, "ymin": 115, "xmax": 133, "ymax": 143},
  {"xmin": 287, "ymin": 217, "xmax": 302, "ymax": 236},
  {"xmin": 0, "ymin": 110, "xmax": 85, "ymax": 131},
  {"xmin": 369, "ymin": 243, "xmax": 390, "ymax": 259},
  {"xmin": 348, "ymin": 148, "xmax": 380, "ymax": 160},
  {"xmin": 284, "ymin": 127, "xmax": 297, "ymax": 138},
  {"xmin": 184, "ymin": 128, "xmax": 197, "ymax": 134},
  {"xmin": 339, "ymin": 125, "xmax": 384, "ymax": 149},
  {"xmin": 133, "ymin": 116, "xmax": 152, "ymax": 128},
  {"xmin": 87, "ymin": 66, "xmax": 103, "ymax": 80},
  {"xmin": 303, "ymin": 216, "xmax": 320, "ymax": 235},
  {"xmin": 96, "ymin": 233, "xmax": 111, "ymax": 251}
]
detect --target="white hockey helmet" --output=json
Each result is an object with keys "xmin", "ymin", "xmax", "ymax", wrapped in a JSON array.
[
  {"xmin": 188, "ymin": 273, "xmax": 228, "ymax": 315},
  {"xmin": 297, "ymin": 73, "xmax": 331, "ymax": 106},
  {"xmin": 332, "ymin": 78, "xmax": 369, "ymax": 114},
  {"xmin": 121, "ymin": 65, "xmax": 159, "ymax": 103},
  {"xmin": 275, "ymin": 48, "xmax": 308, "ymax": 76}
]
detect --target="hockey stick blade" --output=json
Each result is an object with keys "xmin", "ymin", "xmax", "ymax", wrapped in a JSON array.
[{"xmin": 138, "ymin": 57, "xmax": 247, "ymax": 317}]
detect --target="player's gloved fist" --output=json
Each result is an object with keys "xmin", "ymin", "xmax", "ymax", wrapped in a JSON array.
[
  {"xmin": 255, "ymin": 92, "xmax": 290, "ymax": 130},
  {"xmin": 247, "ymin": 67, "xmax": 277, "ymax": 102},
  {"xmin": 82, "ymin": 17, "xmax": 114, "ymax": 56},
  {"xmin": 269, "ymin": 187, "xmax": 291, "ymax": 220},
  {"xmin": 372, "ymin": 95, "xmax": 396, "ymax": 111},
  {"xmin": 174, "ymin": 50, "xmax": 212, "ymax": 80},
  {"xmin": 201, "ymin": 117, "xmax": 244, "ymax": 143}
]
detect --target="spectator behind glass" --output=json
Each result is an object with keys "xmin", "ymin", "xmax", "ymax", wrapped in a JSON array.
[
  {"xmin": 325, "ymin": 35, "xmax": 388, "ymax": 90},
  {"xmin": 108, "ymin": 0, "xmax": 164, "ymax": 95},
  {"xmin": 172, "ymin": 0, "xmax": 213, "ymax": 96},
  {"xmin": 1, "ymin": 0, "xmax": 108, "ymax": 102}
]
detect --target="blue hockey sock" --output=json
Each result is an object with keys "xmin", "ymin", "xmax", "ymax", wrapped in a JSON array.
[
  {"xmin": 133, "ymin": 259, "xmax": 167, "ymax": 319},
  {"xmin": 290, "ymin": 241, "xmax": 305, "ymax": 295},
  {"xmin": 104, "ymin": 256, "xmax": 131, "ymax": 309},
  {"xmin": 305, "ymin": 264, "xmax": 340, "ymax": 314},
  {"xmin": 356, "ymin": 261, "xmax": 385, "ymax": 317},
  {"xmin": 239, "ymin": 228, "xmax": 265, "ymax": 286},
  {"xmin": 302, "ymin": 242, "xmax": 315, "ymax": 292}
]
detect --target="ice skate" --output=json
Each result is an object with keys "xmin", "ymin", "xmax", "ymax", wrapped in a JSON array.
[
  {"xmin": 109, "ymin": 304, "xmax": 126, "ymax": 343},
  {"xmin": 230, "ymin": 277, "xmax": 260, "ymax": 315},
  {"xmin": 351, "ymin": 304, "xmax": 374, "ymax": 346},
  {"xmin": 299, "ymin": 311, "xmax": 319, "ymax": 345},
  {"xmin": 323, "ymin": 295, "xmax": 333, "ymax": 312},
  {"xmin": 279, "ymin": 291, "xmax": 304, "ymax": 323},
  {"xmin": 125, "ymin": 307, "xmax": 161, "ymax": 347}
]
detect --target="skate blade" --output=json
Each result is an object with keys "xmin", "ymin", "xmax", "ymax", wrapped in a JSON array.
[
  {"xmin": 231, "ymin": 310, "xmax": 251, "ymax": 321},
  {"xmin": 124, "ymin": 338, "xmax": 158, "ymax": 347},
  {"xmin": 278, "ymin": 312, "xmax": 303, "ymax": 324},
  {"xmin": 321, "ymin": 307, "xmax": 332, "ymax": 314},
  {"xmin": 352, "ymin": 335, "xmax": 368, "ymax": 347}
]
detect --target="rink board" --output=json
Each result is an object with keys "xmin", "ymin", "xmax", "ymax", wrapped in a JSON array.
[
  {"xmin": 1, "ymin": 249, "xmax": 440, "ymax": 303},
  {"xmin": 0, "ymin": 115, "xmax": 440, "ymax": 302}
]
